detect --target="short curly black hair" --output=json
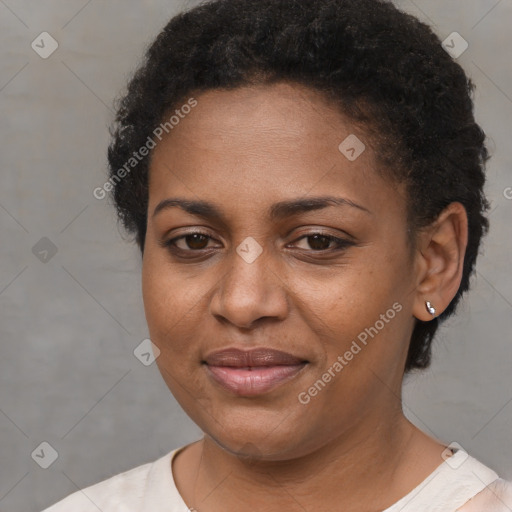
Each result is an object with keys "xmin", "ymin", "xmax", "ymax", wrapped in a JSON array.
[{"xmin": 107, "ymin": 0, "xmax": 490, "ymax": 373}]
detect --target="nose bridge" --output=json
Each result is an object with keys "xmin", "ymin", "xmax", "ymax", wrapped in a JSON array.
[
  {"xmin": 228, "ymin": 233, "xmax": 269, "ymax": 286},
  {"xmin": 224, "ymin": 241, "xmax": 274, "ymax": 303},
  {"xmin": 211, "ymin": 239, "xmax": 288, "ymax": 327}
]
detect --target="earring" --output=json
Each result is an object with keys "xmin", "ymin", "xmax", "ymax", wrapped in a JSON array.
[{"xmin": 425, "ymin": 300, "xmax": 436, "ymax": 317}]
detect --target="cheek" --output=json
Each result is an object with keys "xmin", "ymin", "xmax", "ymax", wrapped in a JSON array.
[
  {"xmin": 141, "ymin": 255, "xmax": 214, "ymax": 406},
  {"xmin": 291, "ymin": 250, "xmax": 411, "ymax": 371},
  {"xmin": 289, "ymin": 259, "xmax": 393, "ymax": 334},
  {"xmin": 141, "ymin": 251, "xmax": 194, "ymax": 353}
]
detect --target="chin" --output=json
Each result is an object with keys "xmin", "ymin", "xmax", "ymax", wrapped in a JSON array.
[{"xmin": 198, "ymin": 407, "xmax": 314, "ymax": 461}]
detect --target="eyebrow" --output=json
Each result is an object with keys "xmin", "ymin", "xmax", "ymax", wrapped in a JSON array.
[
  {"xmin": 152, "ymin": 195, "xmax": 372, "ymax": 222},
  {"xmin": 271, "ymin": 196, "xmax": 371, "ymax": 218}
]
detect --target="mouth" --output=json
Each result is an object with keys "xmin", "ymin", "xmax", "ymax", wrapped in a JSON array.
[{"xmin": 203, "ymin": 347, "xmax": 308, "ymax": 396}]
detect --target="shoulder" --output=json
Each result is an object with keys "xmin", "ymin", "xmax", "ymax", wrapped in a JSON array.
[
  {"xmin": 41, "ymin": 458, "xmax": 156, "ymax": 512},
  {"xmin": 458, "ymin": 478, "xmax": 512, "ymax": 512}
]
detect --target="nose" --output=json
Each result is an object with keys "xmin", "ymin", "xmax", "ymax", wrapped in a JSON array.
[{"xmin": 209, "ymin": 244, "xmax": 289, "ymax": 330}]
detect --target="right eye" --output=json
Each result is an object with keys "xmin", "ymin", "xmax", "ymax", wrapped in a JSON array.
[
  {"xmin": 169, "ymin": 232, "xmax": 212, "ymax": 250},
  {"xmin": 160, "ymin": 230, "xmax": 222, "ymax": 257}
]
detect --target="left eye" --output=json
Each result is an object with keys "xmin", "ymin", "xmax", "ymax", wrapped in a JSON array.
[{"xmin": 291, "ymin": 234, "xmax": 351, "ymax": 251}]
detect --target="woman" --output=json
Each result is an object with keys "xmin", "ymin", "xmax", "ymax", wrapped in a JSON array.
[{"xmin": 44, "ymin": 0, "xmax": 511, "ymax": 510}]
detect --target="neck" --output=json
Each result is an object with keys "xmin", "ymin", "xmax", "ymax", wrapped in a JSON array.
[{"xmin": 182, "ymin": 410, "xmax": 441, "ymax": 512}]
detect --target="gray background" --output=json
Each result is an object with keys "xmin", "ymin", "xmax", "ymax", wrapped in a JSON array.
[{"xmin": 0, "ymin": 1, "xmax": 511, "ymax": 510}]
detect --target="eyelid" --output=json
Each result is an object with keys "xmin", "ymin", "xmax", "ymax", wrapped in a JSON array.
[
  {"xmin": 160, "ymin": 228, "xmax": 355, "ymax": 254},
  {"xmin": 289, "ymin": 233, "xmax": 355, "ymax": 251},
  {"xmin": 288, "ymin": 225, "xmax": 356, "ymax": 243},
  {"xmin": 158, "ymin": 229, "xmax": 220, "ymax": 249}
]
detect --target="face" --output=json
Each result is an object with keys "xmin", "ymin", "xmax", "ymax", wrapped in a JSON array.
[{"xmin": 142, "ymin": 82, "xmax": 418, "ymax": 461}]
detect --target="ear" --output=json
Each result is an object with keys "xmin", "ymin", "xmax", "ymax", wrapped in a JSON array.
[{"xmin": 412, "ymin": 202, "xmax": 468, "ymax": 322}]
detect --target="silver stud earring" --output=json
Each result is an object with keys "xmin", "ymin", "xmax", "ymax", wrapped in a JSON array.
[{"xmin": 425, "ymin": 300, "xmax": 436, "ymax": 317}]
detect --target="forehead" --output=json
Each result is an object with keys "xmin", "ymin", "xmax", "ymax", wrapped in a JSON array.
[{"xmin": 147, "ymin": 82, "xmax": 405, "ymax": 221}]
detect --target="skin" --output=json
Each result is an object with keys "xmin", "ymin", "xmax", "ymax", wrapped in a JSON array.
[
  {"xmin": 457, "ymin": 480, "xmax": 512, "ymax": 511},
  {"xmin": 141, "ymin": 82, "xmax": 468, "ymax": 512}
]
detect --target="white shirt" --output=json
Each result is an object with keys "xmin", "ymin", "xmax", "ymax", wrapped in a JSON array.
[{"xmin": 42, "ymin": 445, "xmax": 512, "ymax": 511}]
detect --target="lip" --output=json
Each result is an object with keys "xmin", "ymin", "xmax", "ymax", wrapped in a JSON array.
[{"xmin": 203, "ymin": 347, "xmax": 308, "ymax": 396}]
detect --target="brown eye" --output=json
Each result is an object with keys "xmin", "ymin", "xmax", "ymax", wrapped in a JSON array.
[
  {"xmin": 293, "ymin": 233, "xmax": 351, "ymax": 252},
  {"xmin": 182, "ymin": 233, "xmax": 210, "ymax": 250},
  {"xmin": 306, "ymin": 234, "xmax": 334, "ymax": 251},
  {"xmin": 160, "ymin": 231, "xmax": 222, "ymax": 260}
]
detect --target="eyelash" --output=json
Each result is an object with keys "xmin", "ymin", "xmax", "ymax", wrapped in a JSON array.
[{"xmin": 161, "ymin": 230, "xmax": 354, "ymax": 256}]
